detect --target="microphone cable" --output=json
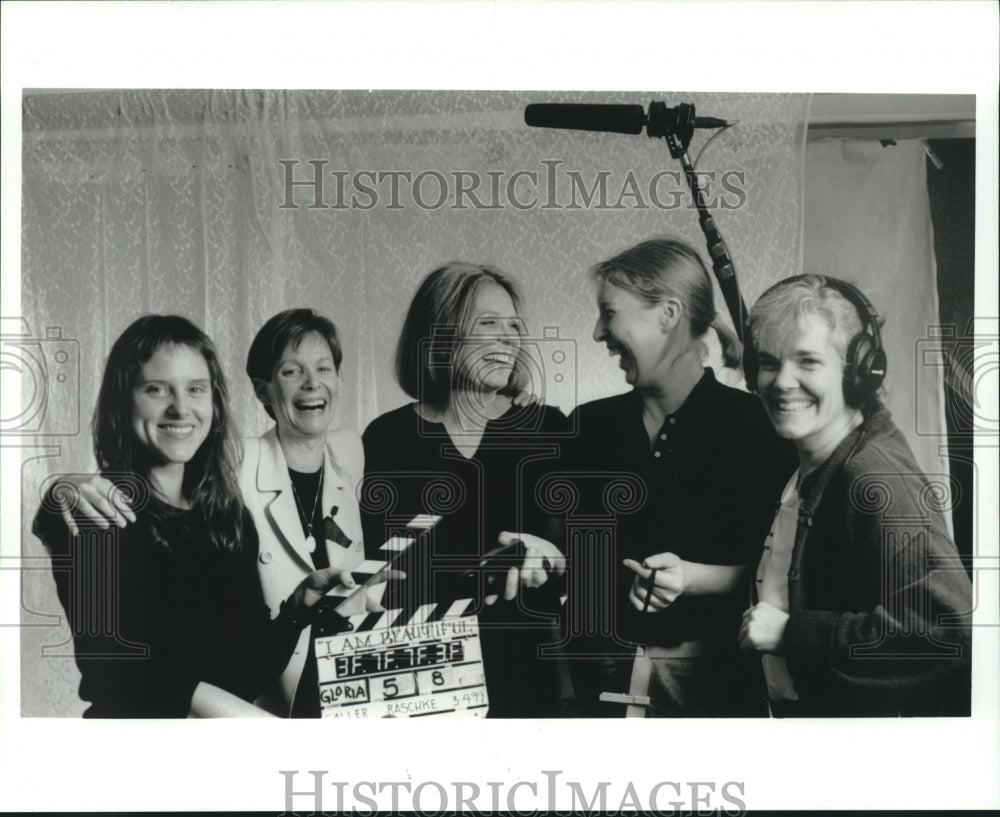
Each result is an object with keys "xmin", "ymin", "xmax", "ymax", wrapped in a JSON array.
[{"xmin": 692, "ymin": 120, "xmax": 740, "ymax": 172}]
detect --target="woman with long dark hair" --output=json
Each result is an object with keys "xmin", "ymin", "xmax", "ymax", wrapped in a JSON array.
[{"xmin": 34, "ymin": 315, "xmax": 354, "ymax": 717}]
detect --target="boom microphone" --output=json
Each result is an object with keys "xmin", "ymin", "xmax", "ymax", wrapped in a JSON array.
[
  {"xmin": 524, "ymin": 99, "xmax": 747, "ymax": 342},
  {"xmin": 524, "ymin": 104, "xmax": 646, "ymax": 134},
  {"xmin": 524, "ymin": 102, "xmax": 728, "ymax": 137}
]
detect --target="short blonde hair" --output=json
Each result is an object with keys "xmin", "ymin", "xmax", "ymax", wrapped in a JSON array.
[{"xmin": 747, "ymin": 274, "xmax": 863, "ymax": 364}]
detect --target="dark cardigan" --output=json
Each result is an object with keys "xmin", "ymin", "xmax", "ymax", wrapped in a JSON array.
[{"xmin": 781, "ymin": 404, "xmax": 972, "ymax": 716}]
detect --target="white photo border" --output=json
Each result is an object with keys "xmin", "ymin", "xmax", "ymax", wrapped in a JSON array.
[{"xmin": 2, "ymin": 1, "xmax": 997, "ymax": 812}]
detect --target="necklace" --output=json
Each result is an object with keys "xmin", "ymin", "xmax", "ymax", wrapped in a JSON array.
[{"xmin": 289, "ymin": 467, "xmax": 324, "ymax": 553}]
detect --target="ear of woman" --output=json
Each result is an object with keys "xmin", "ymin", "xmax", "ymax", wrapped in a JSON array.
[
  {"xmin": 658, "ymin": 297, "xmax": 684, "ymax": 331},
  {"xmin": 252, "ymin": 377, "xmax": 271, "ymax": 405}
]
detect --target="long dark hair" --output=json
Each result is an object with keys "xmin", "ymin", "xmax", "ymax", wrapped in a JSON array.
[{"xmin": 93, "ymin": 314, "xmax": 245, "ymax": 552}]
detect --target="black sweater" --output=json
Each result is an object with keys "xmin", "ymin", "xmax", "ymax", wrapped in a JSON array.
[
  {"xmin": 361, "ymin": 401, "xmax": 572, "ymax": 717},
  {"xmin": 562, "ymin": 370, "xmax": 796, "ymax": 650},
  {"xmin": 35, "ymin": 495, "xmax": 302, "ymax": 718}
]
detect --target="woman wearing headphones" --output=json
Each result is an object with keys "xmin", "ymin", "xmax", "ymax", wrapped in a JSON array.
[{"xmin": 739, "ymin": 275, "xmax": 972, "ymax": 716}]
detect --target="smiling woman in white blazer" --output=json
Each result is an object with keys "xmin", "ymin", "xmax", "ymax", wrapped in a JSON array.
[{"xmin": 242, "ymin": 309, "xmax": 368, "ymax": 717}]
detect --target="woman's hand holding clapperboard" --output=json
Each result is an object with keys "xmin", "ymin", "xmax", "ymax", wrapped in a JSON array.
[{"xmin": 465, "ymin": 532, "xmax": 566, "ymax": 606}]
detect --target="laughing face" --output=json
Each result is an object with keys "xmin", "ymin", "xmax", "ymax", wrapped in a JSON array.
[
  {"xmin": 131, "ymin": 343, "xmax": 213, "ymax": 473},
  {"xmin": 453, "ymin": 281, "xmax": 524, "ymax": 392},
  {"xmin": 755, "ymin": 313, "xmax": 857, "ymax": 458},
  {"xmin": 256, "ymin": 331, "xmax": 340, "ymax": 443},
  {"xmin": 592, "ymin": 280, "xmax": 669, "ymax": 388}
]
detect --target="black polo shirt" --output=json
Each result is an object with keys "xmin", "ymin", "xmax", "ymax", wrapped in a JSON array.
[{"xmin": 559, "ymin": 369, "xmax": 796, "ymax": 650}]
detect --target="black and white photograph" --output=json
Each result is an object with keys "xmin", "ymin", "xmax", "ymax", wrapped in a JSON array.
[{"xmin": 1, "ymin": 1, "xmax": 997, "ymax": 814}]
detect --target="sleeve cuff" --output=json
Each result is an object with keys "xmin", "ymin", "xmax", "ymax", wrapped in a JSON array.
[{"xmin": 278, "ymin": 598, "xmax": 315, "ymax": 631}]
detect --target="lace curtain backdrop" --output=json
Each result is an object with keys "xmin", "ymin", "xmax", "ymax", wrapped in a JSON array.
[
  {"xmin": 20, "ymin": 89, "xmax": 810, "ymax": 715},
  {"xmin": 802, "ymin": 139, "xmax": 951, "ymax": 489}
]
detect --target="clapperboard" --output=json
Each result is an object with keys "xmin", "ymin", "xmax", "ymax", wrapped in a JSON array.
[{"xmin": 311, "ymin": 514, "xmax": 489, "ymax": 718}]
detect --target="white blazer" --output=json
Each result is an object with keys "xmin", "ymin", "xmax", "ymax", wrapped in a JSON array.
[{"xmin": 239, "ymin": 425, "xmax": 365, "ymax": 717}]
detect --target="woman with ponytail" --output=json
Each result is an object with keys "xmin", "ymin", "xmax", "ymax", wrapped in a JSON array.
[{"xmin": 560, "ymin": 237, "xmax": 795, "ymax": 717}]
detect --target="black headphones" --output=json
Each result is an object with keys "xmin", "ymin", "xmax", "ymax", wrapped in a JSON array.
[{"xmin": 744, "ymin": 275, "xmax": 886, "ymax": 409}]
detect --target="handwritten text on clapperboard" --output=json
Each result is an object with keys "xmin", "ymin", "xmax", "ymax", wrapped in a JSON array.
[{"xmin": 315, "ymin": 614, "xmax": 488, "ymax": 718}]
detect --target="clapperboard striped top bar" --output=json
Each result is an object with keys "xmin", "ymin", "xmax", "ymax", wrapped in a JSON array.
[{"xmin": 314, "ymin": 513, "xmax": 488, "ymax": 718}]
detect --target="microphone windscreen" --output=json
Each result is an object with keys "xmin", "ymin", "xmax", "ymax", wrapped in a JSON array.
[{"xmin": 524, "ymin": 103, "xmax": 646, "ymax": 135}]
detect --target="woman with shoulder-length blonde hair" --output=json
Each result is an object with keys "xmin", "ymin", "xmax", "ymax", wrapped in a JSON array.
[
  {"xmin": 361, "ymin": 261, "xmax": 571, "ymax": 717},
  {"xmin": 393, "ymin": 261, "xmax": 532, "ymax": 424}
]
